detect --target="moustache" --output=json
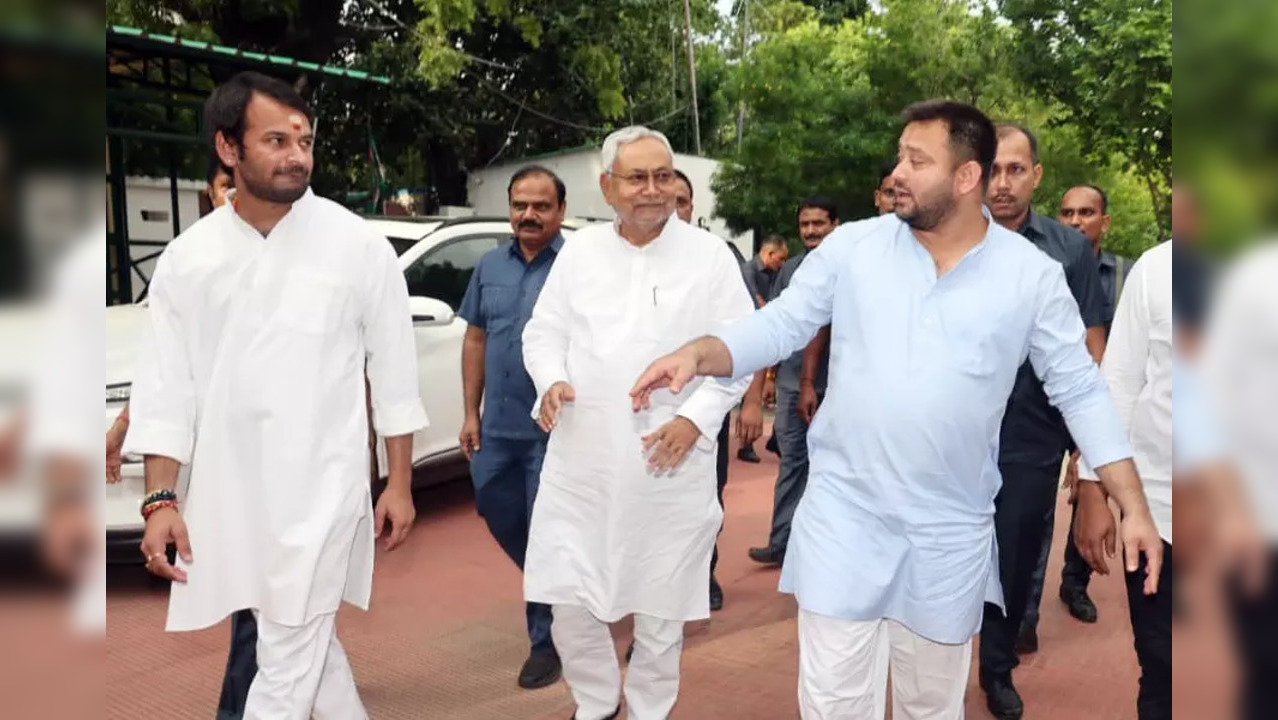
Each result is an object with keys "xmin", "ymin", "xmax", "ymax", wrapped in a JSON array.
[
  {"xmin": 990, "ymin": 194, "xmax": 1015, "ymax": 204},
  {"xmin": 518, "ymin": 220, "xmax": 543, "ymax": 230},
  {"xmin": 274, "ymin": 167, "xmax": 309, "ymax": 178}
]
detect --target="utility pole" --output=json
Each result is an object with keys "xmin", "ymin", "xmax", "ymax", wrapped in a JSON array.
[
  {"xmin": 736, "ymin": 0, "xmax": 748, "ymax": 151},
  {"xmin": 682, "ymin": 0, "xmax": 702, "ymax": 155}
]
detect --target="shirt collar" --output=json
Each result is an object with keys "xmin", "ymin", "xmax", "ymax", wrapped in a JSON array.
[
  {"xmin": 227, "ymin": 187, "xmax": 312, "ymax": 239},
  {"xmin": 1098, "ymin": 248, "xmax": 1118, "ymax": 268},
  {"xmin": 612, "ymin": 214, "xmax": 677, "ymax": 251},
  {"xmin": 507, "ymin": 231, "xmax": 565, "ymax": 263},
  {"xmin": 1016, "ymin": 208, "xmax": 1047, "ymax": 240}
]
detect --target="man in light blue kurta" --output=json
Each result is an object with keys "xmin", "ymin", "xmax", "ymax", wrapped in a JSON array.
[{"xmin": 629, "ymin": 100, "xmax": 1164, "ymax": 720}]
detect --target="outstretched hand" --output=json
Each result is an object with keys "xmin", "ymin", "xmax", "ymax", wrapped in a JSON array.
[{"xmin": 630, "ymin": 350, "xmax": 698, "ymax": 412}]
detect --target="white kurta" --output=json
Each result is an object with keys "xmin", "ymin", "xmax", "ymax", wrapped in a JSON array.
[
  {"xmin": 521, "ymin": 217, "xmax": 753, "ymax": 622},
  {"xmin": 123, "ymin": 190, "xmax": 427, "ymax": 632}
]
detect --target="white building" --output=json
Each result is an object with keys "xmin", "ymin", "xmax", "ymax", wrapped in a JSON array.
[
  {"xmin": 465, "ymin": 147, "xmax": 754, "ymax": 260},
  {"xmin": 118, "ymin": 176, "xmax": 207, "ymax": 301}
]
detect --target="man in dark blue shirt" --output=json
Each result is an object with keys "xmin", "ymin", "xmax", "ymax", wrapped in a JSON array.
[
  {"xmin": 457, "ymin": 165, "xmax": 566, "ymax": 689},
  {"xmin": 979, "ymin": 125, "xmax": 1108, "ymax": 720}
]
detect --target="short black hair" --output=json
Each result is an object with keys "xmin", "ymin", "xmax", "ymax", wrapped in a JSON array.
[
  {"xmin": 206, "ymin": 151, "xmax": 232, "ymax": 186},
  {"xmin": 995, "ymin": 123, "xmax": 1040, "ymax": 164},
  {"xmin": 507, "ymin": 164, "xmax": 566, "ymax": 205},
  {"xmin": 761, "ymin": 234, "xmax": 787, "ymax": 249},
  {"xmin": 204, "ymin": 71, "xmax": 313, "ymax": 153},
  {"xmin": 1068, "ymin": 183, "xmax": 1109, "ymax": 213},
  {"xmin": 879, "ymin": 160, "xmax": 896, "ymax": 184},
  {"xmin": 797, "ymin": 195, "xmax": 839, "ymax": 223},
  {"xmin": 673, "ymin": 168, "xmax": 693, "ymax": 199},
  {"xmin": 900, "ymin": 100, "xmax": 997, "ymax": 188}
]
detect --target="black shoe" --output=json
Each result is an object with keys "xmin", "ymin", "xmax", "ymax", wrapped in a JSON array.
[
  {"xmin": 737, "ymin": 446, "xmax": 761, "ymax": 463},
  {"xmin": 624, "ymin": 640, "xmax": 635, "ymax": 663},
  {"xmin": 981, "ymin": 672, "xmax": 1024, "ymax": 720},
  {"xmin": 1059, "ymin": 585, "xmax": 1098, "ymax": 623},
  {"xmin": 571, "ymin": 705, "xmax": 621, "ymax": 720},
  {"xmin": 518, "ymin": 649, "xmax": 562, "ymax": 689},
  {"xmin": 1014, "ymin": 623, "xmax": 1038, "ymax": 655},
  {"xmin": 748, "ymin": 545, "xmax": 784, "ymax": 566},
  {"xmin": 765, "ymin": 435, "xmax": 780, "ymax": 456},
  {"xmin": 710, "ymin": 576, "xmax": 724, "ymax": 611}
]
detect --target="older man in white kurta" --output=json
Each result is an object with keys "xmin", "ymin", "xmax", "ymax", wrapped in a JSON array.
[
  {"xmin": 125, "ymin": 75, "xmax": 426, "ymax": 720},
  {"xmin": 521, "ymin": 127, "xmax": 753, "ymax": 720}
]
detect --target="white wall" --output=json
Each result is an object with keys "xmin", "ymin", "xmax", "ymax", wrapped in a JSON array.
[
  {"xmin": 125, "ymin": 176, "xmax": 205, "ymax": 242},
  {"xmin": 466, "ymin": 149, "xmax": 754, "ymax": 260}
]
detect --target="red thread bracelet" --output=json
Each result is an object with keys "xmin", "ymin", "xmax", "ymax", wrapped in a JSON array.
[{"xmin": 141, "ymin": 499, "xmax": 178, "ymax": 520}]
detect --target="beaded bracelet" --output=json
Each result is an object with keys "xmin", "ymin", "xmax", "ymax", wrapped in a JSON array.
[
  {"xmin": 141, "ymin": 489, "xmax": 177, "ymax": 507},
  {"xmin": 141, "ymin": 499, "xmax": 178, "ymax": 521}
]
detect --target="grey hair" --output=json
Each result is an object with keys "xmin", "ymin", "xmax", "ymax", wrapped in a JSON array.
[{"xmin": 600, "ymin": 126, "xmax": 675, "ymax": 173}]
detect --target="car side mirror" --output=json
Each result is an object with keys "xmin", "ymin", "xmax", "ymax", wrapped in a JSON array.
[{"xmin": 408, "ymin": 296, "xmax": 455, "ymax": 326}]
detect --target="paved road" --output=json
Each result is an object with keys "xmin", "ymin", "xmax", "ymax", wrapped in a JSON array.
[{"xmin": 100, "ymin": 427, "xmax": 1190, "ymax": 719}]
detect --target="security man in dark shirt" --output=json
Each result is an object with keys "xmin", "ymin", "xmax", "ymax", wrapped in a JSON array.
[
  {"xmin": 1020, "ymin": 184, "xmax": 1129, "ymax": 641},
  {"xmin": 978, "ymin": 125, "xmax": 1108, "ymax": 720},
  {"xmin": 458, "ymin": 165, "xmax": 567, "ymax": 689}
]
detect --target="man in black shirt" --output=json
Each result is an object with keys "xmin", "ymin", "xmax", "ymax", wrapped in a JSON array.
[
  {"xmin": 978, "ymin": 125, "xmax": 1107, "ymax": 720},
  {"xmin": 1019, "ymin": 184, "xmax": 1128, "ymax": 642}
]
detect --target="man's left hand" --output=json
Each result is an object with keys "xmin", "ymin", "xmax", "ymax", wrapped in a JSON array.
[
  {"xmin": 1120, "ymin": 507, "xmax": 1164, "ymax": 595},
  {"xmin": 374, "ymin": 485, "xmax": 416, "ymax": 551},
  {"xmin": 642, "ymin": 416, "xmax": 702, "ymax": 473}
]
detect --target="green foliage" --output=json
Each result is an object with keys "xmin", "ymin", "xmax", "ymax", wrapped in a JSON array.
[
  {"xmin": 711, "ymin": 0, "xmax": 1165, "ymax": 257},
  {"xmin": 1001, "ymin": 0, "xmax": 1172, "ymax": 238}
]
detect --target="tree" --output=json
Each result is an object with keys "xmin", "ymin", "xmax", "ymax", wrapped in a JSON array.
[
  {"xmin": 1000, "ymin": 0, "xmax": 1172, "ymax": 239},
  {"xmin": 409, "ymin": 0, "xmax": 726, "ymax": 159},
  {"xmin": 712, "ymin": 0, "xmax": 1021, "ymax": 240}
]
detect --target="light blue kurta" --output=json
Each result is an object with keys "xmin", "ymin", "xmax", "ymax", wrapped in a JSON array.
[{"xmin": 717, "ymin": 212, "xmax": 1132, "ymax": 644}]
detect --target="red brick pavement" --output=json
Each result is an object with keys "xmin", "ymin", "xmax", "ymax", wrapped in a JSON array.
[{"xmin": 101, "ymin": 430, "xmax": 1222, "ymax": 719}]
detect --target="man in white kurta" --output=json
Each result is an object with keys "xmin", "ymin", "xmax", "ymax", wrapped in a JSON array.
[
  {"xmin": 124, "ymin": 74, "xmax": 427, "ymax": 720},
  {"xmin": 521, "ymin": 127, "xmax": 753, "ymax": 720}
]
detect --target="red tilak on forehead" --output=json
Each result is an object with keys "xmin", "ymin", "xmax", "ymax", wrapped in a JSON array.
[{"xmin": 288, "ymin": 113, "xmax": 304, "ymax": 130}]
